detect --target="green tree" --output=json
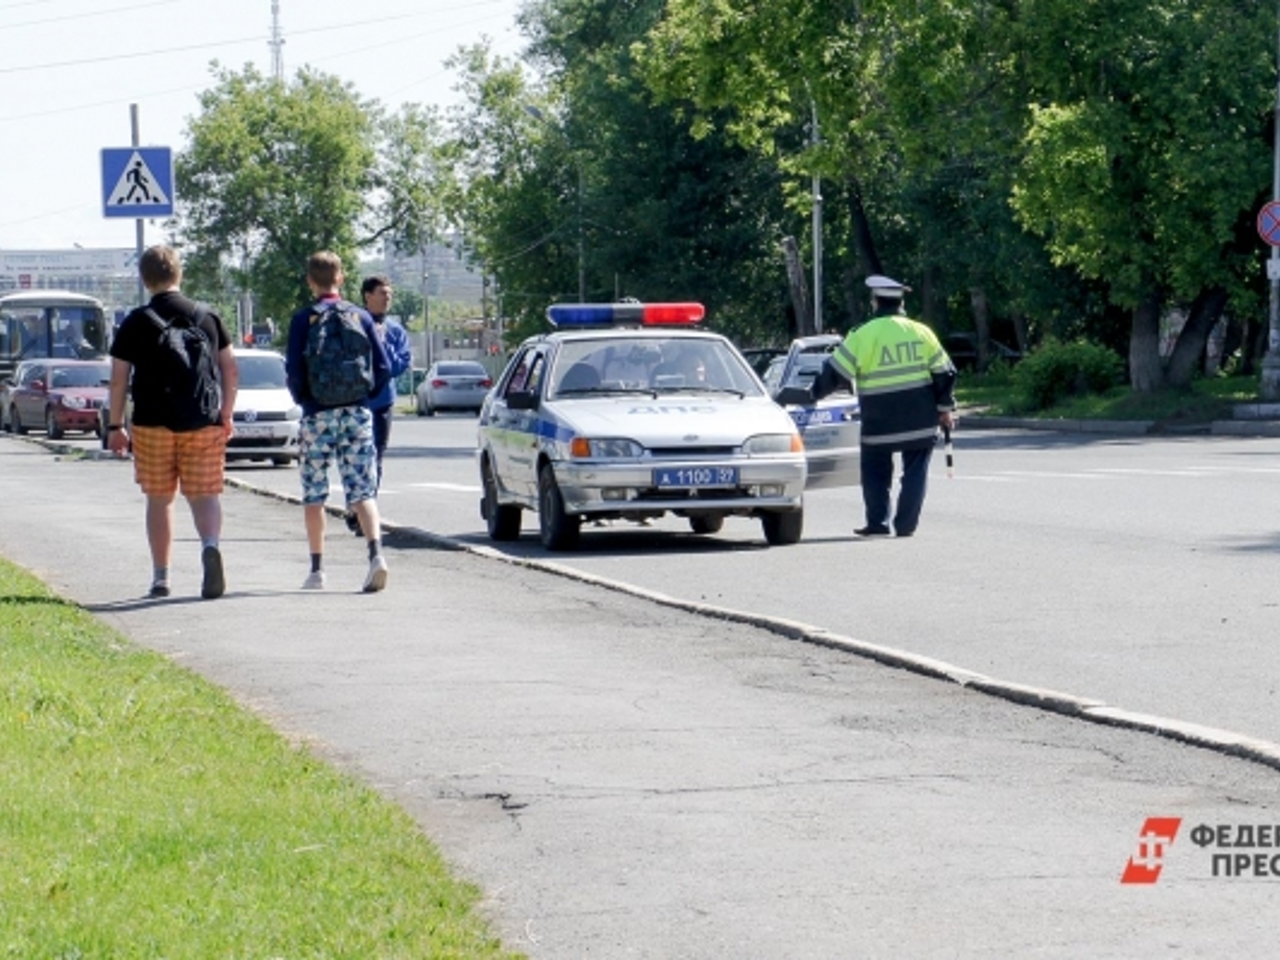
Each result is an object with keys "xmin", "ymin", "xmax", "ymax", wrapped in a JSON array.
[{"xmin": 175, "ymin": 65, "xmax": 379, "ymax": 324}]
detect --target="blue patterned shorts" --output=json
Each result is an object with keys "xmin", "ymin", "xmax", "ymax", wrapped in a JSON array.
[{"xmin": 299, "ymin": 406, "xmax": 377, "ymax": 506}]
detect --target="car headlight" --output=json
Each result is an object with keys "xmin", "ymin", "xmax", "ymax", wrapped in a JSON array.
[
  {"xmin": 742, "ymin": 433, "xmax": 803, "ymax": 455},
  {"xmin": 59, "ymin": 395, "xmax": 87, "ymax": 409},
  {"xmin": 569, "ymin": 437, "xmax": 644, "ymax": 459},
  {"xmin": 286, "ymin": 405, "xmax": 303, "ymax": 421}
]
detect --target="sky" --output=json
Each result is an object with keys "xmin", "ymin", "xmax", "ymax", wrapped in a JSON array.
[{"xmin": 0, "ymin": 0, "xmax": 528, "ymax": 251}]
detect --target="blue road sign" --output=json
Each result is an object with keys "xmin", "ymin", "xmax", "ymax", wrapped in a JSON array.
[
  {"xmin": 1258, "ymin": 200, "xmax": 1280, "ymax": 248},
  {"xmin": 101, "ymin": 146, "xmax": 174, "ymax": 218}
]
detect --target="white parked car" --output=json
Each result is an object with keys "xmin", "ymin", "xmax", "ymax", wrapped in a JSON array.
[
  {"xmin": 476, "ymin": 302, "xmax": 859, "ymax": 551},
  {"xmin": 226, "ymin": 348, "xmax": 301, "ymax": 466}
]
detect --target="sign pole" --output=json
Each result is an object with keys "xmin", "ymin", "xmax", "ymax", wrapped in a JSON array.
[{"xmin": 130, "ymin": 103, "xmax": 145, "ymax": 307}]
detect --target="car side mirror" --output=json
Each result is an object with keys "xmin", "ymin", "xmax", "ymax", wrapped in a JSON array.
[
  {"xmin": 775, "ymin": 386, "xmax": 811, "ymax": 407},
  {"xmin": 506, "ymin": 390, "xmax": 539, "ymax": 411}
]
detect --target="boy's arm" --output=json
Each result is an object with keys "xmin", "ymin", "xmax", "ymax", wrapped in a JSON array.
[
  {"xmin": 388, "ymin": 323, "xmax": 412, "ymax": 377},
  {"xmin": 365, "ymin": 314, "xmax": 392, "ymax": 396},
  {"xmin": 284, "ymin": 313, "xmax": 308, "ymax": 404}
]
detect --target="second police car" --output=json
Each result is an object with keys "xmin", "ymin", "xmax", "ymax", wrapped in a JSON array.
[{"xmin": 477, "ymin": 302, "xmax": 860, "ymax": 551}]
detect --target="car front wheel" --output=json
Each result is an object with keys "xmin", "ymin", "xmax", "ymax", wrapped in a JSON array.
[
  {"xmin": 45, "ymin": 409, "xmax": 63, "ymax": 440},
  {"xmin": 12, "ymin": 408, "xmax": 26, "ymax": 435},
  {"xmin": 538, "ymin": 462, "xmax": 580, "ymax": 551},
  {"xmin": 761, "ymin": 508, "xmax": 803, "ymax": 546}
]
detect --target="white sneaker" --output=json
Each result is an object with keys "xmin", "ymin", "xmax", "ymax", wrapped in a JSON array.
[
  {"xmin": 301, "ymin": 570, "xmax": 326, "ymax": 590},
  {"xmin": 362, "ymin": 555, "xmax": 388, "ymax": 593}
]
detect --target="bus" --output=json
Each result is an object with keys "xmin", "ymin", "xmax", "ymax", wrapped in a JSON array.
[{"xmin": 0, "ymin": 290, "xmax": 111, "ymax": 381}]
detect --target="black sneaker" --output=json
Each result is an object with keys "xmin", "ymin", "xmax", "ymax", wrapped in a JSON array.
[
  {"xmin": 854, "ymin": 525, "xmax": 891, "ymax": 537},
  {"xmin": 148, "ymin": 582, "xmax": 171, "ymax": 599},
  {"xmin": 201, "ymin": 545, "xmax": 225, "ymax": 600}
]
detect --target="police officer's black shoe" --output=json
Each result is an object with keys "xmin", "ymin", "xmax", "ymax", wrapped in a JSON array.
[
  {"xmin": 345, "ymin": 512, "xmax": 362, "ymax": 537},
  {"xmin": 854, "ymin": 525, "xmax": 891, "ymax": 537}
]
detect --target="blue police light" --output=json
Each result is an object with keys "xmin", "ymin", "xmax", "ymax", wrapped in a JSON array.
[{"xmin": 546, "ymin": 302, "xmax": 705, "ymax": 328}]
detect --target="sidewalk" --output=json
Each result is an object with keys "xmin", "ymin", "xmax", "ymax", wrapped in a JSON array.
[{"xmin": 2, "ymin": 436, "xmax": 1278, "ymax": 958}]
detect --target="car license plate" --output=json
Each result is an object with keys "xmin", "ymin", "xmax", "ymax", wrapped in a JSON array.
[
  {"xmin": 652, "ymin": 466, "xmax": 738, "ymax": 488},
  {"xmin": 234, "ymin": 424, "xmax": 275, "ymax": 438}
]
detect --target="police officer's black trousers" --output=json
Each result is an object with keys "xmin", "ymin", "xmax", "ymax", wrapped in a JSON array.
[{"xmin": 860, "ymin": 443, "xmax": 933, "ymax": 536}]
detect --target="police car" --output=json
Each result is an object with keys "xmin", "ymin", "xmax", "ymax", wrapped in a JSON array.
[
  {"xmin": 478, "ymin": 302, "xmax": 856, "ymax": 551},
  {"xmin": 765, "ymin": 334, "xmax": 861, "ymax": 489}
]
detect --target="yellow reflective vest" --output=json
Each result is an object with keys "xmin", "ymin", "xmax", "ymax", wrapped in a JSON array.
[{"xmin": 830, "ymin": 313, "xmax": 957, "ymax": 447}]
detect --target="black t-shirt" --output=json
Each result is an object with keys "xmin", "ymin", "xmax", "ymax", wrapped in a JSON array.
[{"xmin": 110, "ymin": 290, "xmax": 232, "ymax": 430}]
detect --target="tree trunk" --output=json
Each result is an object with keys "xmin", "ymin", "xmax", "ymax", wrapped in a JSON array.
[
  {"xmin": 969, "ymin": 286, "xmax": 992, "ymax": 371},
  {"xmin": 780, "ymin": 236, "xmax": 812, "ymax": 337},
  {"xmin": 1165, "ymin": 287, "xmax": 1229, "ymax": 387},
  {"xmin": 1009, "ymin": 311, "xmax": 1029, "ymax": 355},
  {"xmin": 921, "ymin": 263, "xmax": 947, "ymax": 333},
  {"xmin": 1128, "ymin": 290, "xmax": 1165, "ymax": 393},
  {"xmin": 848, "ymin": 180, "xmax": 882, "ymax": 279}
]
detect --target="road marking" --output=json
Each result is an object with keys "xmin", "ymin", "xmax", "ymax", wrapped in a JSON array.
[{"xmin": 407, "ymin": 482, "xmax": 481, "ymax": 493}]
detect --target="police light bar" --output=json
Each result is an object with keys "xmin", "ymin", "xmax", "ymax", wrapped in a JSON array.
[{"xmin": 545, "ymin": 302, "xmax": 706, "ymax": 328}]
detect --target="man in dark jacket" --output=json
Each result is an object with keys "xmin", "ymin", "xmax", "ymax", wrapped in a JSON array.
[{"xmin": 807, "ymin": 275, "xmax": 957, "ymax": 538}]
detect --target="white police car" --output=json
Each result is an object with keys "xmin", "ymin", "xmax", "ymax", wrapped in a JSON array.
[
  {"xmin": 766, "ymin": 334, "xmax": 861, "ymax": 489},
  {"xmin": 478, "ymin": 302, "xmax": 853, "ymax": 551}
]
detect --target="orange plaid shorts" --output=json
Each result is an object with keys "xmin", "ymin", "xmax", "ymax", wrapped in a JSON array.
[{"xmin": 131, "ymin": 425, "xmax": 227, "ymax": 498}]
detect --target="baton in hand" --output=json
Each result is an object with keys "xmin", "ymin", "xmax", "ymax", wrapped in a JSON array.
[{"xmin": 943, "ymin": 424, "xmax": 954, "ymax": 478}]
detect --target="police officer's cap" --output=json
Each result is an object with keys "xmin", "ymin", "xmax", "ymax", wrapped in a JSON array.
[{"xmin": 865, "ymin": 274, "xmax": 911, "ymax": 298}]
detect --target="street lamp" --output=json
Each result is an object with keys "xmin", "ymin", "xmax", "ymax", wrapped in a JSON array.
[{"xmin": 524, "ymin": 105, "xmax": 586, "ymax": 302}]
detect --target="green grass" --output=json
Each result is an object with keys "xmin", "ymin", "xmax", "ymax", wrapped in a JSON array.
[
  {"xmin": 956, "ymin": 373, "xmax": 1260, "ymax": 424},
  {"xmin": 0, "ymin": 558, "xmax": 522, "ymax": 960}
]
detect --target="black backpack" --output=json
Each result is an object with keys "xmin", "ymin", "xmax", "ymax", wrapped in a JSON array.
[
  {"xmin": 304, "ymin": 300, "xmax": 374, "ymax": 407},
  {"xmin": 145, "ymin": 306, "xmax": 222, "ymax": 428}
]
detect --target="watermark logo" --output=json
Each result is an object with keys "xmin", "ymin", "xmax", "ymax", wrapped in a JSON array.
[{"xmin": 1121, "ymin": 817, "xmax": 1182, "ymax": 885}]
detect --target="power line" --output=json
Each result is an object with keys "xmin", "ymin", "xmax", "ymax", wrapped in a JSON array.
[{"xmin": 1, "ymin": 0, "xmax": 178, "ymax": 31}]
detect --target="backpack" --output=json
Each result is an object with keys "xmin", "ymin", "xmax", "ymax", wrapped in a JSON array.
[
  {"xmin": 304, "ymin": 301, "xmax": 374, "ymax": 407},
  {"xmin": 144, "ymin": 306, "xmax": 222, "ymax": 428}
]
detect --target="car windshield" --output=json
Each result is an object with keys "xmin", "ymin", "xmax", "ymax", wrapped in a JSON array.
[
  {"xmin": 49, "ymin": 363, "xmax": 110, "ymax": 388},
  {"xmin": 436, "ymin": 362, "xmax": 487, "ymax": 376},
  {"xmin": 236, "ymin": 355, "xmax": 286, "ymax": 389},
  {"xmin": 550, "ymin": 335, "xmax": 762, "ymax": 398}
]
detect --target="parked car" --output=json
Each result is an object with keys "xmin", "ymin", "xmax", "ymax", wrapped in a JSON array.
[
  {"xmin": 1, "ymin": 358, "xmax": 110, "ymax": 439},
  {"xmin": 415, "ymin": 360, "xmax": 493, "ymax": 416},
  {"xmin": 98, "ymin": 348, "xmax": 301, "ymax": 465},
  {"xmin": 225, "ymin": 348, "xmax": 301, "ymax": 466},
  {"xmin": 763, "ymin": 336, "xmax": 862, "ymax": 489},
  {"xmin": 943, "ymin": 332, "xmax": 1021, "ymax": 372}
]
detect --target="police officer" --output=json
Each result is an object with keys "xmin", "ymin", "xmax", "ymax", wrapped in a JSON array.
[{"xmin": 808, "ymin": 275, "xmax": 957, "ymax": 538}]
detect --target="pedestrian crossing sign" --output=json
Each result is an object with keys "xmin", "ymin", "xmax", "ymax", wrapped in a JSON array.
[{"xmin": 101, "ymin": 146, "xmax": 173, "ymax": 218}]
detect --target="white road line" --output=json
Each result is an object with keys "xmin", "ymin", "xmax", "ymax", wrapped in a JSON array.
[{"xmin": 406, "ymin": 482, "xmax": 482, "ymax": 493}]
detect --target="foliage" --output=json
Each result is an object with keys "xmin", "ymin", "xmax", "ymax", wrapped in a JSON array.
[
  {"xmin": 0, "ymin": 559, "xmax": 520, "ymax": 959},
  {"xmin": 176, "ymin": 65, "xmax": 379, "ymax": 324},
  {"xmin": 1010, "ymin": 338, "xmax": 1126, "ymax": 411}
]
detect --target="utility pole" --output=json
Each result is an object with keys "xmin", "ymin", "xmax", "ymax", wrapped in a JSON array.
[
  {"xmin": 1263, "ymin": 0, "xmax": 1280, "ymax": 400},
  {"xmin": 269, "ymin": 0, "xmax": 285, "ymax": 82},
  {"xmin": 811, "ymin": 98, "xmax": 823, "ymax": 334}
]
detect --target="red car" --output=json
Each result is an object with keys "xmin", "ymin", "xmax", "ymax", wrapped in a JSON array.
[{"xmin": 0, "ymin": 359, "xmax": 111, "ymax": 439}]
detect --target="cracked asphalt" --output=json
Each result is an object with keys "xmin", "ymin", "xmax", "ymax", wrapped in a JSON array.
[{"xmin": 3, "ymin": 436, "xmax": 1278, "ymax": 958}]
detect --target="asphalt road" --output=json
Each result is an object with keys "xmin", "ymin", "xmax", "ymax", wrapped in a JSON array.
[
  {"xmin": 206, "ymin": 414, "xmax": 1280, "ymax": 754},
  {"xmin": 4, "ymin": 433, "xmax": 1280, "ymax": 958}
]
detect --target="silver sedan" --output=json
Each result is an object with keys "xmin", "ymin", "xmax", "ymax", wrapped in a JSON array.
[{"xmin": 414, "ymin": 360, "xmax": 494, "ymax": 416}]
